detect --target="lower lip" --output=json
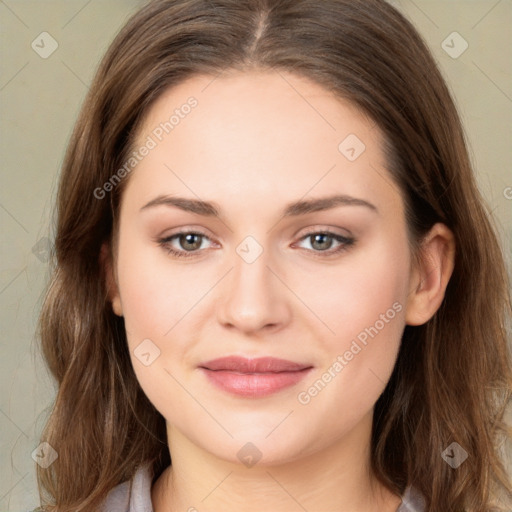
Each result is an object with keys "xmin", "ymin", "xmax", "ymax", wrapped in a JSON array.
[{"xmin": 200, "ymin": 368, "xmax": 313, "ymax": 397}]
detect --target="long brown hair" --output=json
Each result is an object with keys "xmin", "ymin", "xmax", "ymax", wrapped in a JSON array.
[{"xmin": 36, "ymin": 0, "xmax": 512, "ymax": 510}]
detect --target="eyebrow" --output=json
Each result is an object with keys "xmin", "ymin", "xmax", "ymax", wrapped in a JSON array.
[{"xmin": 141, "ymin": 194, "xmax": 378, "ymax": 217}]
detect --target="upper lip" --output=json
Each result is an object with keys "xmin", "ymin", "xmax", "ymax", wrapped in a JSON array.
[{"xmin": 200, "ymin": 356, "xmax": 312, "ymax": 373}]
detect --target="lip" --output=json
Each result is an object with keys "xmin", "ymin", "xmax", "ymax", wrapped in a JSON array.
[{"xmin": 199, "ymin": 356, "xmax": 313, "ymax": 398}]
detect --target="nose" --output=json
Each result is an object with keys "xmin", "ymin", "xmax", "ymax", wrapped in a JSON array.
[{"xmin": 216, "ymin": 244, "xmax": 292, "ymax": 335}]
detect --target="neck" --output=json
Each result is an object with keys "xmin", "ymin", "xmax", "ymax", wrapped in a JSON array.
[{"xmin": 152, "ymin": 411, "xmax": 402, "ymax": 512}]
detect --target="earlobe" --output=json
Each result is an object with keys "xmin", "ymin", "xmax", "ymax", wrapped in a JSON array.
[
  {"xmin": 405, "ymin": 223, "xmax": 456, "ymax": 326},
  {"xmin": 99, "ymin": 242, "xmax": 123, "ymax": 317},
  {"xmin": 111, "ymin": 294, "xmax": 123, "ymax": 317}
]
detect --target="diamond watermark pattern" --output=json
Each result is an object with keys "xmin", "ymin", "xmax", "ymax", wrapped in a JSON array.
[
  {"xmin": 134, "ymin": 338, "xmax": 161, "ymax": 366},
  {"xmin": 236, "ymin": 236, "xmax": 263, "ymax": 264},
  {"xmin": 441, "ymin": 32, "xmax": 468, "ymax": 59},
  {"xmin": 441, "ymin": 442, "xmax": 468, "ymax": 468},
  {"xmin": 31, "ymin": 442, "xmax": 58, "ymax": 468},
  {"xmin": 237, "ymin": 442, "xmax": 263, "ymax": 468},
  {"xmin": 31, "ymin": 32, "xmax": 59, "ymax": 59},
  {"xmin": 338, "ymin": 134, "xmax": 366, "ymax": 161},
  {"xmin": 32, "ymin": 237, "xmax": 51, "ymax": 262}
]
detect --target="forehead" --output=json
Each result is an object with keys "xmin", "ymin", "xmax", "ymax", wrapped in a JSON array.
[
  {"xmin": 126, "ymin": 70, "xmax": 400, "ymax": 217},
  {"xmin": 138, "ymin": 69, "xmax": 377, "ymax": 158}
]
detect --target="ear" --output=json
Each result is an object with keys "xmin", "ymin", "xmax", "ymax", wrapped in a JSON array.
[
  {"xmin": 405, "ymin": 223, "xmax": 455, "ymax": 326},
  {"xmin": 99, "ymin": 242, "xmax": 123, "ymax": 317}
]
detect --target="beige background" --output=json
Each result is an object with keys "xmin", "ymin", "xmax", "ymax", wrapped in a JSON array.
[{"xmin": 1, "ymin": 1, "xmax": 511, "ymax": 509}]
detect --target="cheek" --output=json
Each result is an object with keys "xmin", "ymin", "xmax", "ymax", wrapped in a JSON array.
[
  {"xmin": 116, "ymin": 238, "xmax": 203, "ymax": 418},
  {"xmin": 296, "ymin": 232, "xmax": 409, "ymax": 408},
  {"xmin": 116, "ymin": 237, "xmax": 203, "ymax": 340},
  {"xmin": 308, "ymin": 231, "xmax": 410, "ymax": 341}
]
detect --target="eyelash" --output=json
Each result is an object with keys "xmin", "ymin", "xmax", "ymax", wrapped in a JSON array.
[{"xmin": 157, "ymin": 229, "xmax": 356, "ymax": 260}]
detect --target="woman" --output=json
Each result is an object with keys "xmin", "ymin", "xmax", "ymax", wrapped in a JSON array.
[{"xmin": 35, "ymin": 0, "xmax": 512, "ymax": 511}]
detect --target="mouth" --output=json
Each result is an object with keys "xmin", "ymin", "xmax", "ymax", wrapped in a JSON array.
[{"xmin": 199, "ymin": 356, "xmax": 313, "ymax": 398}]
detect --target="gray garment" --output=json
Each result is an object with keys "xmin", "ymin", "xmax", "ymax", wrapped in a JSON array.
[{"xmin": 101, "ymin": 465, "xmax": 426, "ymax": 512}]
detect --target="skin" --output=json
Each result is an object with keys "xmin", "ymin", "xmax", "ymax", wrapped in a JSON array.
[{"xmin": 106, "ymin": 70, "xmax": 455, "ymax": 512}]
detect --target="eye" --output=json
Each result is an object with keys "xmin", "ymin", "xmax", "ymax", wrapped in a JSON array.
[
  {"xmin": 294, "ymin": 231, "xmax": 355, "ymax": 257},
  {"xmin": 157, "ymin": 229, "xmax": 355, "ymax": 259},
  {"xmin": 158, "ymin": 230, "xmax": 214, "ymax": 259}
]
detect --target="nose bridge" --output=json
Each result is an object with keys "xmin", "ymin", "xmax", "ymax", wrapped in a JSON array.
[
  {"xmin": 216, "ymin": 234, "xmax": 289, "ymax": 333},
  {"xmin": 233, "ymin": 235, "xmax": 272, "ymax": 292}
]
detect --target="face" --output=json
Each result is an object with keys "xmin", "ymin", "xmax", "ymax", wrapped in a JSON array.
[{"xmin": 110, "ymin": 70, "xmax": 414, "ymax": 466}]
